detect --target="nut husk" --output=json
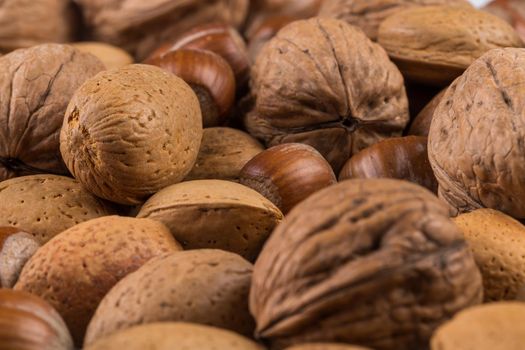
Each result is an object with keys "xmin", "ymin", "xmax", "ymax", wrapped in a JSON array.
[{"xmin": 0, "ymin": 227, "xmax": 40, "ymax": 288}]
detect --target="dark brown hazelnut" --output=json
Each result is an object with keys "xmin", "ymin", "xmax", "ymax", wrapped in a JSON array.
[
  {"xmin": 408, "ymin": 89, "xmax": 446, "ymax": 137},
  {"xmin": 147, "ymin": 49, "xmax": 236, "ymax": 127},
  {"xmin": 240, "ymin": 143, "xmax": 337, "ymax": 214},
  {"xmin": 0, "ymin": 227, "xmax": 40, "ymax": 288}
]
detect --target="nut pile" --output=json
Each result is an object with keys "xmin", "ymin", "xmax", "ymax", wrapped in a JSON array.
[{"xmin": 0, "ymin": 1, "xmax": 524, "ymax": 349}]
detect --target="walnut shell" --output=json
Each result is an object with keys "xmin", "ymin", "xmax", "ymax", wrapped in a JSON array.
[
  {"xmin": 0, "ymin": 227, "xmax": 40, "ymax": 288},
  {"xmin": 428, "ymin": 48, "xmax": 525, "ymax": 219},
  {"xmin": 71, "ymin": 42, "xmax": 134, "ymax": 70},
  {"xmin": 0, "ymin": 44, "xmax": 105, "ymax": 181},
  {"xmin": 378, "ymin": 6, "xmax": 523, "ymax": 86},
  {"xmin": 85, "ymin": 322, "xmax": 264, "ymax": 350},
  {"xmin": 250, "ymin": 178, "xmax": 482, "ymax": 350},
  {"xmin": 60, "ymin": 64, "xmax": 203, "ymax": 205},
  {"xmin": 319, "ymin": 0, "xmax": 470, "ymax": 41},
  {"xmin": 245, "ymin": 18, "xmax": 409, "ymax": 172},
  {"xmin": 76, "ymin": 0, "xmax": 248, "ymax": 60},
  {"xmin": 0, "ymin": 175, "xmax": 114, "ymax": 244},
  {"xmin": 137, "ymin": 180, "xmax": 283, "ymax": 261},
  {"xmin": 14, "ymin": 216, "xmax": 182, "ymax": 346},
  {"xmin": 84, "ymin": 250, "xmax": 254, "ymax": 346}
]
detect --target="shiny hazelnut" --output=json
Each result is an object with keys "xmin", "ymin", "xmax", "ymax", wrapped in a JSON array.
[
  {"xmin": 147, "ymin": 49, "xmax": 236, "ymax": 127},
  {"xmin": 148, "ymin": 23, "xmax": 250, "ymax": 89},
  {"xmin": 0, "ymin": 227, "xmax": 40, "ymax": 288},
  {"xmin": 246, "ymin": 15, "xmax": 297, "ymax": 61},
  {"xmin": 408, "ymin": 89, "xmax": 446, "ymax": 137},
  {"xmin": 339, "ymin": 136, "xmax": 437, "ymax": 193},
  {"xmin": 239, "ymin": 143, "xmax": 337, "ymax": 214}
]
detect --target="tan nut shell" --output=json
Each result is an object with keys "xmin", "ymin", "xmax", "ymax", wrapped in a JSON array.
[
  {"xmin": 378, "ymin": 6, "xmax": 523, "ymax": 86},
  {"xmin": 454, "ymin": 209, "xmax": 525, "ymax": 301},
  {"xmin": 70, "ymin": 42, "xmax": 134, "ymax": 70},
  {"xmin": 137, "ymin": 180, "xmax": 283, "ymax": 261},
  {"xmin": 0, "ymin": 227, "xmax": 40, "ymax": 288},
  {"xmin": 431, "ymin": 302, "xmax": 525, "ymax": 350},
  {"xmin": 185, "ymin": 127, "xmax": 264, "ymax": 181},
  {"xmin": 85, "ymin": 322, "xmax": 263, "ymax": 350},
  {"xmin": 84, "ymin": 250, "xmax": 254, "ymax": 346},
  {"xmin": 14, "ymin": 216, "xmax": 182, "ymax": 345},
  {"xmin": 60, "ymin": 64, "xmax": 203, "ymax": 205},
  {"xmin": 0, "ymin": 175, "xmax": 114, "ymax": 244}
]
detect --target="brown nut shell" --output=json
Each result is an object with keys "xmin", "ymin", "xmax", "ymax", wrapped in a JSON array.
[
  {"xmin": 71, "ymin": 42, "xmax": 134, "ymax": 70},
  {"xmin": 285, "ymin": 344, "xmax": 372, "ymax": 350},
  {"xmin": 428, "ymin": 48, "xmax": 525, "ymax": 218},
  {"xmin": 84, "ymin": 250, "xmax": 254, "ymax": 346},
  {"xmin": 408, "ymin": 89, "xmax": 446, "ymax": 136},
  {"xmin": 246, "ymin": 18, "xmax": 409, "ymax": 172},
  {"xmin": 137, "ymin": 180, "xmax": 283, "ymax": 261},
  {"xmin": 378, "ymin": 6, "xmax": 523, "ymax": 86},
  {"xmin": 240, "ymin": 143, "xmax": 337, "ymax": 214},
  {"xmin": 60, "ymin": 64, "xmax": 203, "ymax": 205},
  {"xmin": 0, "ymin": 44, "xmax": 104, "ymax": 181},
  {"xmin": 0, "ymin": 227, "xmax": 40, "ymax": 288},
  {"xmin": 184, "ymin": 127, "xmax": 264, "ymax": 181},
  {"xmin": 338, "ymin": 136, "xmax": 438, "ymax": 193},
  {"xmin": 454, "ymin": 209, "xmax": 525, "ymax": 301},
  {"xmin": 0, "ymin": 289, "xmax": 74, "ymax": 350},
  {"xmin": 250, "ymin": 178, "xmax": 482, "ymax": 350},
  {"xmin": 14, "ymin": 216, "xmax": 182, "ymax": 345},
  {"xmin": 0, "ymin": 175, "xmax": 114, "ymax": 244},
  {"xmin": 431, "ymin": 302, "xmax": 525, "ymax": 350}
]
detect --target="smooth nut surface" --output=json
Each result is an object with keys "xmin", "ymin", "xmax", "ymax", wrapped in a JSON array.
[
  {"xmin": 250, "ymin": 179, "xmax": 482, "ymax": 350},
  {"xmin": 14, "ymin": 216, "xmax": 181, "ymax": 345},
  {"xmin": 71, "ymin": 42, "xmax": 134, "ymax": 70},
  {"xmin": 85, "ymin": 250, "xmax": 254, "ymax": 346},
  {"xmin": 60, "ymin": 64, "xmax": 203, "ymax": 205},
  {"xmin": 0, "ymin": 175, "xmax": 114, "ymax": 243},
  {"xmin": 137, "ymin": 180, "xmax": 283, "ymax": 261},
  {"xmin": 0, "ymin": 227, "xmax": 40, "ymax": 288}
]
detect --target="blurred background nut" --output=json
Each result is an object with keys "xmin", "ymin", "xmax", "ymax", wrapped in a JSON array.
[
  {"xmin": 285, "ymin": 344, "xmax": 372, "ymax": 350},
  {"xmin": 70, "ymin": 42, "xmax": 134, "ymax": 70},
  {"xmin": 338, "ymin": 136, "xmax": 438, "ymax": 193},
  {"xmin": 85, "ymin": 250, "xmax": 254, "ymax": 346},
  {"xmin": 0, "ymin": 44, "xmax": 104, "ymax": 181},
  {"xmin": 428, "ymin": 48, "xmax": 525, "ymax": 219},
  {"xmin": 60, "ymin": 64, "xmax": 203, "ymax": 205},
  {"xmin": 431, "ymin": 302, "xmax": 525, "ymax": 350},
  {"xmin": 0, "ymin": 227, "xmax": 40, "ymax": 288},
  {"xmin": 250, "ymin": 179, "xmax": 482, "ymax": 350},
  {"xmin": 185, "ymin": 127, "xmax": 264, "ymax": 182},
  {"xmin": 0, "ymin": 289, "xmax": 74, "ymax": 350},
  {"xmin": 239, "ymin": 143, "xmax": 337, "ymax": 214},
  {"xmin": 245, "ymin": 18, "xmax": 409, "ymax": 172},
  {"xmin": 378, "ymin": 6, "xmax": 523, "ymax": 86},
  {"xmin": 85, "ymin": 322, "xmax": 264, "ymax": 350},
  {"xmin": 14, "ymin": 216, "xmax": 181, "ymax": 345},
  {"xmin": 0, "ymin": 175, "xmax": 114, "ymax": 244},
  {"xmin": 137, "ymin": 180, "xmax": 283, "ymax": 261},
  {"xmin": 484, "ymin": 0, "xmax": 525, "ymax": 42}
]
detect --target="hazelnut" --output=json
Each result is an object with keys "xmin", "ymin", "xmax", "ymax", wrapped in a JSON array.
[
  {"xmin": 378, "ymin": 6, "xmax": 523, "ymax": 86},
  {"xmin": 0, "ymin": 227, "xmax": 40, "ymax": 288},
  {"xmin": 85, "ymin": 250, "xmax": 254, "ymax": 346},
  {"xmin": 137, "ymin": 180, "xmax": 283, "ymax": 261},
  {"xmin": 0, "ymin": 175, "xmax": 114, "ymax": 244},
  {"xmin": 431, "ymin": 302, "xmax": 525, "ymax": 350},
  {"xmin": 85, "ymin": 322, "xmax": 263, "ymax": 350},
  {"xmin": 250, "ymin": 179, "xmax": 482, "ymax": 350},
  {"xmin": 338, "ymin": 136, "xmax": 438, "ymax": 193},
  {"xmin": 239, "ymin": 143, "xmax": 337, "ymax": 214},
  {"xmin": 185, "ymin": 127, "xmax": 265, "ymax": 182},
  {"xmin": 14, "ymin": 216, "xmax": 182, "ymax": 345},
  {"xmin": 0, "ymin": 289, "xmax": 74, "ymax": 350},
  {"xmin": 146, "ymin": 49, "xmax": 236, "ymax": 127},
  {"xmin": 0, "ymin": 44, "xmax": 104, "ymax": 181},
  {"xmin": 60, "ymin": 64, "xmax": 203, "ymax": 205},
  {"xmin": 246, "ymin": 18, "xmax": 409, "ymax": 172},
  {"xmin": 70, "ymin": 42, "xmax": 134, "ymax": 70},
  {"xmin": 408, "ymin": 89, "xmax": 446, "ymax": 137}
]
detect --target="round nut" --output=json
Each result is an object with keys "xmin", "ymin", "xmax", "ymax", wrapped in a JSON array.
[
  {"xmin": 70, "ymin": 42, "xmax": 134, "ymax": 70},
  {"xmin": 431, "ymin": 302, "xmax": 525, "ymax": 350},
  {"xmin": 14, "ymin": 216, "xmax": 182, "ymax": 345},
  {"xmin": 84, "ymin": 250, "xmax": 254, "ymax": 346},
  {"xmin": 137, "ymin": 180, "xmax": 283, "ymax": 261},
  {"xmin": 0, "ymin": 227, "xmax": 40, "ymax": 288},
  {"xmin": 184, "ymin": 127, "xmax": 264, "ymax": 181},
  {"xmin": 250, "ymin": 179, "xmax": 482, "ymax": 350},
  {"xmin": 454, "ymin": 209, "xmax": 525, "ymax": 301},
  {"xmin": 0, "ymin": 44, "xmax": 104, "ymax": 181},
  {"xmin": 0, "ymin": 175, "xmax": 114, "ymax": 244},
  {"xmin": 60, "ymin": 64, "xmax": 203, "ymax": 205}
]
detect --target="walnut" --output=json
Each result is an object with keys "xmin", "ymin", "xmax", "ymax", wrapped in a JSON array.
[
  {"xmin": 250, "ymin": 178, "xmax": 482, "ymax": 350},
  {"xmin": 245, "ymin": 18, "xmax": 409, "ymax": 172}
]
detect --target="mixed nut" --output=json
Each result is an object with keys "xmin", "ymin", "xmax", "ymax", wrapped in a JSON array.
[{"xmin": 0, "ymin": 0, "xmax": 524, "ymax": 349}]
